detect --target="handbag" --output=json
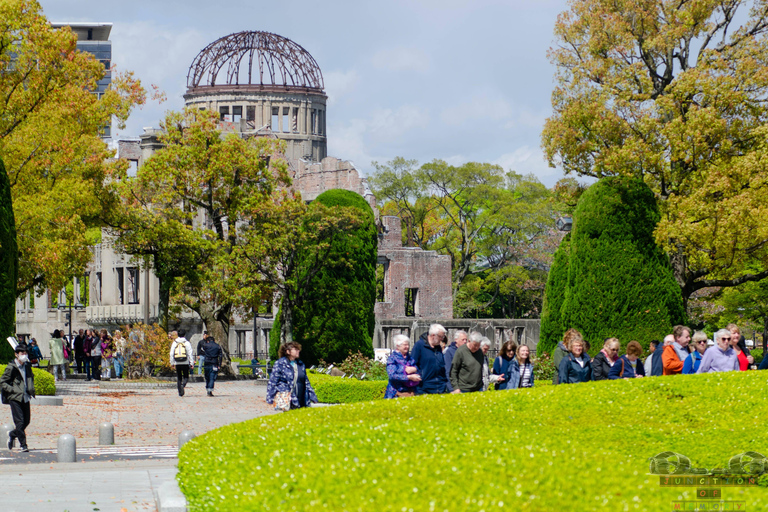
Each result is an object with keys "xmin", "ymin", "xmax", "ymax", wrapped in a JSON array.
[{"xmin": 274, "ymin": 391, "xmax": 291, "ymax": 412}]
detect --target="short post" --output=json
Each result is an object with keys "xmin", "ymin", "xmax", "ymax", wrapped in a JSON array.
[
  {"xmin": 0, "ymin": 424, "xmax": 13, "ymax": 440},
  {"xmin": 99, "ymin": 422, "xmax": 114, "ymax": 445},
  {"xmin": 178, "ymin": 430, "xmax": 196, "ymax": 448},
  {"xmin": 57, "ymin": 434, "xmax": 76, "ymax": 463}
]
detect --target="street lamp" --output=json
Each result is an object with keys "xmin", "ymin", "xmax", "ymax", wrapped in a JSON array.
[
  {"xmin": 57, "ymin": 296, "xmax": 85, "ymax": 347},
  {"xmin": 556, "ymin": 217, "xmax": 573, "ymax": 232}
]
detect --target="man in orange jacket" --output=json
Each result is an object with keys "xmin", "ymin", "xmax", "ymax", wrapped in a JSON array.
[{"xmin": 662, "ymin": 326, "xmax": 691, "ymax": 375}]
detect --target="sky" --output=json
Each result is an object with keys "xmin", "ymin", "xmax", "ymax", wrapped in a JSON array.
[{"xmin": 39, "ymin": 0, "xmax": 572, "ymax": 187}]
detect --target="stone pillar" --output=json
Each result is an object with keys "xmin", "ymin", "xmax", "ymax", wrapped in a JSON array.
[
  {"xmin": 277, "ymin": 104, "xmax": 283, "ymax": 132},
  {"xmin": 299, "ymin": 101, "xmax": 306, "ymax": 134},
  {"xmin": 264, "ymin": 101, "xmax": 271, "ymax": 130},
  {"xmin": 256, "ymin": 100, "xmax": 263, "ymax": 127}
]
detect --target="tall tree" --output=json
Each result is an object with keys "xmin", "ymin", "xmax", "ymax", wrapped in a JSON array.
[
  {"xmin": 0, "ymin": 158, "xmax": 17, "ymax": 360},
  {"xmin": 543, "ymin": 0, "xmax": 768, "ymax": 306},
  {"xmin": 129, "ymin": 107, "xmax": 289, "ymax": 364},
  {"xmin": 0, "ymin": 0, "xmax": 144, "ymax": 351}
]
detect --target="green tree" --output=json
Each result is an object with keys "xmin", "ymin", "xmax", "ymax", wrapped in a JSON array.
[
  {"xmin": 543, "ymin": 0, "xmax": 768, "ymax": 306},
  {"xmin": 556, "ymin": 177, "xmax": 686, "ymax": 353},
  {"xmin": 538, "ymin": 234, "xmax": 570, "ymax": 355},
  {"xmin": 126, "ymin": 107, "xmax": 289, "ymax": 366},
  {"xmin": 288, "ymin": 189, "xmax": 376, "ymax": 365},
  {"xmin": 235, "ymin": 191, "xmax": 368, "ymax": 360},
  {"xmin": 0, "ymin": 158, "xmax": 17, "ymax": 360}
]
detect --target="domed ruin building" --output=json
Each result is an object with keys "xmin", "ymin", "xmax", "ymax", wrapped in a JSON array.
[{"xmin": 185, "ymin": 31, "xmax": 328, "ymax": 163}]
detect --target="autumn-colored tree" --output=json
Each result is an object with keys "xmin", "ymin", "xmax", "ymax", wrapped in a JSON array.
[
  {"xmin": 124, "ymin": 107, "xmax": 289, "ymax": 368},
  {"xmin": 0, "ymin": 0, "xmax": 144, "ymax": 354},
  {"xmin": 543, "ymin": 0, "xmax": 768, "ymax": 307}
]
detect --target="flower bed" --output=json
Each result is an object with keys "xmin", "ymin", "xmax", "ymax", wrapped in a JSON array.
[
  {"xmin": 178, "ymin": 371, "xmax": 768, "ymax": 511},
  {"xmin": 0, "ymin": 365, "xmax": 55, "ymax": 395}
]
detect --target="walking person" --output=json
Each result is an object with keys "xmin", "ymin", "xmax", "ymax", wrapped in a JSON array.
[
  {"xmin": 682, "ymin": 331, "xmax": 708, "ymax": 374},
  {"xmin": 443, "ymin": 330, "xmax": 467, "ymax": 392},
  {"xmin": 504, "ymin": 344, "xmax": 535, "ymax": 389},
  {"xmin": 49, "ymin": 329, "xmax": 66, "ymax": 382},
  {"xmin": 1, "ymin": 343, "xmax": 36, "ymax": 452},
  {"xmin": 74, "ymin": 329, "xmax": 85, "ymax": 374},
  {"xmin": 90, "ymin": 330, "xmax": 103, "ymax": 381},
  {"xmin": 493, "ymin": 341, "xmax": 517, "ymax": 390},
  {"xmin": 100, "ymin": 332, "xmax": 113, "ymax": 380},
  {"xmin": 385, "ymin": 335, "xmax": 421, "ymax": 398},
  {"xmin": 83, "ymin": 329, "xmax": 94, "ymax": 381},
  {"xmin": 113, "ymin": 330, "xmax": 126, "ymax": 379},
  {"xmin": 449, "ymin": 331, "xmax": 485, "ymax": 393},
  {"xmin": 170, "ymin": 329, "xmax": 193, "ymax": 397},
  {"xmin": 202, "ymin": 336, "xmax": 222, "ymax": 396},
  {"xmin": 196, "ymin": 332, "xmax": 208, "ymax": 377},
  {"xmin": 27, "ymin": 339, "xmax": 42, "ymax": 368},
  {"xmin": 266, "ymin": 342, "xmax": 318, "ymax": 410},
  {"xmin": 608, "ymin": 341, "xmax": 646, "ymax": 379},
  {"xmin": 412, "ymin": 324, "xmax": 448, "ymax": 395},
  {"xmin": 558, "ymin": 336, "xmax": 592, "ymax": 384}
]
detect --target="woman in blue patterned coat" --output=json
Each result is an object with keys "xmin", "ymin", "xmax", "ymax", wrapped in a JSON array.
[
  {"xmin": 385, "ymin": 334, "xmax": 421, "ymax": 398},
  {"xmin": 266, "ymin": 342, "xmax": 318, "ymax": 410}
]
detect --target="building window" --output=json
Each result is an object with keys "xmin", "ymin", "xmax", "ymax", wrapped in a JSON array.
[
  {"xmin": 405, "ymin": 288, "xmax": 419, "ymax": 317},
  {"xmin": 282, "ymin": 107, "xmax": 290, "ymax": 133},
  {"xmin": 219, "ymin": 106, "xmax": 230, "ymax": 122},
  {"xmin": 95, "ymin": 272, "xmax": 102, "ymax": 305},
  {"xmin": 246, "ymin": 106, "xmax": 255, "ymax": 121},
  {"xmin": 376, "ymin": 263, "xmax": 386, "ymax": 302},
  {"xmin": 232, "ymin": 106, "xmax": 242, "ymax": 123},
  {"xmin": 127, "ymin": 267, "xmax": 139, "ymax": 305},
  {"xmin": 116, "ymin": 267, "xmax": 124, "ymax": 305},
  {"xmin": 318, "ymin": 110, "xmax": 324, "ymax": 135},
  {"xmin": 271, "ymin": 107, "xmax": 279, "ymax": 130}
]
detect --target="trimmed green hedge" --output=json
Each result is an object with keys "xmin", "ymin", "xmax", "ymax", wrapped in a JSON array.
[
  {"xmin": 178, "ymin": 371, "xmax": 768, "ymax": 511},
  {"xmin": 0, "ymin": 365, "xmax": 56, "ymax": 396},
  {"xmin": 310, "ymin": 372, "xmax": 386, "ymax": 403}
]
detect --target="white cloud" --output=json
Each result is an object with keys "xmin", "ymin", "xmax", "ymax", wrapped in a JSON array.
[
  {"xmin": 371, "ymin": 47, "xmax": 430, "ymax": 72},
  {"xmin": 493, "ymin": 146, "xmax": 562, "ymax": 185},
  {"xmin": 324, "ymin": 70, "xmax": 361, "ymax": 105},
  {"xmin": 440, "ymin": 90, "xmax": 514, "ymax": 126}
]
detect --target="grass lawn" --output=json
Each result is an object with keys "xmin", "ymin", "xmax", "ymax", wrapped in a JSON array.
[{"xmin": 178, "ymin": 370, "xmax": 768, "ymax": 511}]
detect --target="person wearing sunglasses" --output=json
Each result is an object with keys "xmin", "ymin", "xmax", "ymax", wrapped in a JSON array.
[
  {"xmin": 592, "ymin": 337, "xmax": 620, "ymax": 381},
  {"xmin": 697, "ymin": 329, "xmax": 739, "ymax": 373},
  {"xmin": 682, "ymin": 331, "xmax": 708, "ymax": 374}
]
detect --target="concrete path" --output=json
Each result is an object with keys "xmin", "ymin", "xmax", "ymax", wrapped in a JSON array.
[
  {"xmin": 0, "ymin": 379, "xmax": 277, "ymax": 510},
  {"xmin": 0, "ymin": 458, "xmax": 176, "ymax": 512}
]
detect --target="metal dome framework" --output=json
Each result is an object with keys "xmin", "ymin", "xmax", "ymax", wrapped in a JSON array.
[{"xmin": 186, "ymin": 31, "xmax": 324, "ymax": 91}]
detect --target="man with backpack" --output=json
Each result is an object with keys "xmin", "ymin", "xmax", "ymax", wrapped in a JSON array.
[{"xmin": 170, "ymin": 329, "xmax": 193, "ymax": 397}]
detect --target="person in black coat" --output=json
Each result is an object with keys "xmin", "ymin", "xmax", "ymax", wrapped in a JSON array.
[
  {"xmin": 559, "ymin": 338, "xmax": 592, "ymax": 384},
  {"xmin": 591, "ymin": 338, "xmax": 620, "ymax": 381}
]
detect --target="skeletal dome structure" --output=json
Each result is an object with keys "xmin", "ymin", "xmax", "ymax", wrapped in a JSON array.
[{"xmin": 185, "ymin": 31, "xmax": 327, "ymax": 162}]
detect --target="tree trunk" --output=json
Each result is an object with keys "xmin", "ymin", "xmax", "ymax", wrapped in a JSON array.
[
  {"xmin": 0, "ymin": 161, "xmax": 18, "ymax": 363},
  {"xmin": 157, "ymin": 275, "xmax": 171, "ymax": 332}
]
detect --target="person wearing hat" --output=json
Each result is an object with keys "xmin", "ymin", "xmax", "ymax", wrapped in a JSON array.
[{"xmin": 0, "ymin": 343, "xmax": 36, "ymax": 452}]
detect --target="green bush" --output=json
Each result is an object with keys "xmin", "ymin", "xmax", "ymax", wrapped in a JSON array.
[
  {"xmin": 555, "ymin": 177, "xmax": 686, "ymax": 353},
  {"xmin": 0, "ymin": 365, "xmax": 55, "ymax": 395},
  {"xmin": 752, "ymin": 348, "xmax": 763, "ymax": 365},
  {"xmin": 271, "ymin": 189, "xmax": 377, "ymax": 365},
  {"xmin": 178, "ymin": 370, "xmax": 768, "ymax": 511},
  {"xmin": 532, "ymin": 351, "xmax": 557, "ymax": 382},
  {"xmin": 309, "ymin": 372, "xmax": 386, "ymax": 403},
  {"xmin": 230, "ymin": 358, "xmax": 252, "ymax": 376},
  {"xmin": 538, "ymin": 234, "xmax": 570, "ymax": 355}
]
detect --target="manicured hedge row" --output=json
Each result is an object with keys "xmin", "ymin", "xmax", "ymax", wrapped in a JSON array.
[
  {"xmin": 309, "ymin": 372, "xmax": 386, "ymax": 403},
  {"xmin": 0, "ymin": 365, "xmax": 56, "ymax": 396},
  {"xmin": 178, "ymin": 371, "xmax": 768, "ymax": 511}
]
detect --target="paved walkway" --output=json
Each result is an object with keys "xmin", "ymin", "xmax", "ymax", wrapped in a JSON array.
[
  {"xmin": 0, "ymin": 379, "xmax": 276, "ymax": 510},
  {"xmin": 0, "ymin": 380, "xmax": 274, "ymax": 449},
  {"xmin": 0, "ymin": 458, "xmax": 176, "ymax": 512}
]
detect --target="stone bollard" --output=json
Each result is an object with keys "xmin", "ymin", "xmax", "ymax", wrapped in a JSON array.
[
  {"xmin": 99, "ymin": 422, "xmax": 114, "ymax": 445},
  {"xmin": 0, "ymin": 423, "xmax": 13, "ymax": 440},
  {"xmin": 178, "ymin": 430, "xmax": 196, "ymax": 448},
  {"xmin": 57, "ymin": 434, "xmax": 76, "ymax": 463}
]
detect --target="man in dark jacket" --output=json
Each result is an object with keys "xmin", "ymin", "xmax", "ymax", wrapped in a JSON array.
[
  {"xmin": 450, "ymin": 332, "xmax": 485, "ymax": 393},
  {"xmin": 411, "ymin": 324, "xmax": 448, "ymax": 395},
  {"xmin": 74, "ymin": 329, "xmax": 85, "ymax": 374},
  {"xmin": 1, "ymin": 343, "xmax": 36, "ymax": 452},
  {"xmin": 651, "ymin": 335, "xmax": 672, "ymax": 377},
  {"xmin": 552, "ymin": 341, "xmax": 569, "ymax": 384},
  {"xmin": 443, "ymin": 330, "xmax": 467, "ymax": 392},
  {"xmin": 202, "ymin": 336, "xmax": 223, "ymax": 397}
]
